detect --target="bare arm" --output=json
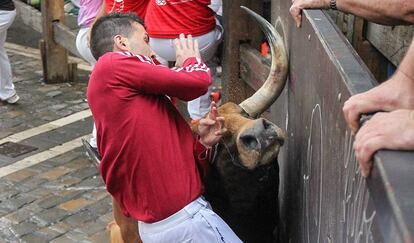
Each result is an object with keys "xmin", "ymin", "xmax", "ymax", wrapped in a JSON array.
[
  {"xmin": 343, "ymin": 39, "xmax": 414, "ymax": 133},
  {"xmin": 290, "ymin": 0, "xmax": 414, "ymax": 27},
  {"xmin": 337, "ymin": 0, "xmax": 414, "ymax": 25}
]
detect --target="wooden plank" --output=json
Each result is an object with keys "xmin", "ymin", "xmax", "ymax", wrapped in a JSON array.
[
  {"xmin": 222, "ymin": 0, "xmax": 262, "ymax": 104},
  {"xmin": 366, "ymin": 23, "xmax": 413, "ymax": 66},
  {"xmin": 14, "ymin": 0, "xmax": 42, "ymax": 33},
  {"xmin": 351, "ymin": 17, "xmax": 388, "ymax": 82},
  {"xmin": 41, "ymin": 0, "xmax": 70, "ymax": 83},
  {"xmin": 239, "ymin": 43, "xmax": 268, "ymax": 91},
  {"xmin": 53, "ymin": 22, "xmax": 81, "ymax": 58}
]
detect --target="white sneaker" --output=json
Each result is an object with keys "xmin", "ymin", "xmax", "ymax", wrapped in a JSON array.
[{"xmin": 5, "ymin": 94, "xmax": 20, "ymax": 104}]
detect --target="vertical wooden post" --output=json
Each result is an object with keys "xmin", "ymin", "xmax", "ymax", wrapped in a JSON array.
[
  {"xmin": 41, "ymin": 0, "xmax": 70, "ymax": 83},
  {"xmin": 222, "ymin": 0, "xmax": 263, "ymax": 104},
  {"xmin": 351, "ymin": 17, "xmax": 388, "ymax": 82}
]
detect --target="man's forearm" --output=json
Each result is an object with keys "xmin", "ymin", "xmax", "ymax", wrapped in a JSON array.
[{"xmin": 337, "ymin": 0, "xmax": 414, "ymax": 25}]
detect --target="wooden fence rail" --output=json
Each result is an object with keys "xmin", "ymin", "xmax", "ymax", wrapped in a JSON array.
[{"xmin": 14, "ymin": 0, "xmax": 80, "ymax": 83}]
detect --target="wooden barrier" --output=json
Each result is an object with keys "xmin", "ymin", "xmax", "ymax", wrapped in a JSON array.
[
  {"xmin": 14, "ymin": 0, "xmax": 80, "ymax": 83},
  {"xmin": 223, "ymin": 0, "xmax": 414, "ymax": 242}
]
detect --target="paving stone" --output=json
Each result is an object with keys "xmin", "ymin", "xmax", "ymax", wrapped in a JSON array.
[
  {"xmin": 37, "ymin": 85, "xmax": 59, "ymax": 93},
  {"xmin": 36, "ymin": 227, "xmax": 65, "ymax": 241},
  {"xmin": 14, "ymin": 177, "xmax": 48, "ymax": 193},
  {"xmin": 45, "ymin": 91, "xmax": 63, "ymax": 98},
  {"xmin": 48, "ymin": 221, "xmax": 72, "ymax": 235},
  {"xmin": 56, "ymin": 109, "xmax": 74, "ymax": 117},
  {"xmin": 75, "ymin": 219, "xmax": 107, "ymax": 236},
  {"xmin": 50, "ymin": 104, "xmax": 68, "ymax": 111},
  {"xmin": 44, "ymin": 151, "xmax": 82, "ymax": 167},
  {"xmin": 59, "ymin": 197, "xmax": 93, "ymax": 213},
  {"xmin": 38, "ymin": 191, "xmax": 84, "ymax": 209},
  {"xmin": 20, "ymin": 233, "xmax": 49, "ymax": 243},
  {"xmin": 0, "ymin": 120, "xmax": 23, "ymax": 129},
  {"xmin": 3, "ymin": 169, "xmax": 37, "ymax": 182},
  {"xmin": 62, "ymin": 158, "xmax": 90, "ymax": 171},
  {"xmin": 89, "ymin": 229, "xmax": 109, "ymax": 243},
  {"xmin": 98, "ymin": 211, "xmax": 113, "ymax": 224},
  {"xmin": 0, "ymin": 194, "xmax": 37, "ymax": 212},
  {"xmin": 65, "ymin": 99, "xmax": 84, "ymax": 104},
  {"xmin": 55, "ymin": 177, "xmax": 82, "ymax": 188},
  {"xmin": 83, "ymin": 190, "xmax": 110, "ymax": 202},
  {"xmin": 63, "ymin": 210, "xmax": 98, "ymax": 227},
  {"xmin": 70, "ymin": 167, "xmax": 99, "ymax": 180},
  {"xmin": 0, "ymin": 188, "xmax": 20, "ymax": 200},
  {"xmin": 65, "ymin": 230, "xmax": 90, "ymax": 242},
  {"xmin": 49, "ymin": 234, "xmax": 74, "ymax": 243},
  {"xmin": 0, "ymin": 131, "xmax": 13, "ymax": 139},
  {"xmin": 3, "ymin": 203, "xmax": 42, "ymax": 224},
  {"xmin": 0, "ymin": 225, "xmax": 20, "ymax": 243},
  {"xmin": 10, "ymin": 221, "xmax": 39, "ymax": 238},
  {"xmin": 76, "ymin": 176, "xmax": 104, "ymax": 189},
  {"xmin": 38, "ymin": 166, "xmax": 71, "ymax": 181},
  {"xmin": 84, "ymin": 197, "xmax": 112, "ymax": 215},
  {"xmin": 30, "ymin": 207, "xmax": 70, "ymax": 227},
  {"xmin": 4, "ymin": 110, "xmax": 24, "ymax": 119}
]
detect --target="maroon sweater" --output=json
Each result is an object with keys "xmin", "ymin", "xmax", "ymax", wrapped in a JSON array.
[{"xmin": 87, "ymin": 52, "xmax": 211, "ymax": 222}]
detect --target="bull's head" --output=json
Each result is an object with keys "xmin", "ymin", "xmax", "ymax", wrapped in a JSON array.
[{"xmin": 211, "ymin": 6, "xmax": 288, "ymax": 170}]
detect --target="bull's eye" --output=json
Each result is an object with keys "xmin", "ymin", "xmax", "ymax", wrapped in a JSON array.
[
  {"xmin": 262, "ymin": 119, "xmax": 271, "ymax": 130},
  {"xmin": 240, "ymin": 134, "xmax": 259, "ymax": 150}
]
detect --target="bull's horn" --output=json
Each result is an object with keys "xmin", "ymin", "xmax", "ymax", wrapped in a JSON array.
[{"xmin": 239, "ymin": 6, "xmax": 288, "ymax": 118}]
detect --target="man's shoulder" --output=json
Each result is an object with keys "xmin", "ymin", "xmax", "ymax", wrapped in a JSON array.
[{"xmin": 98, "ymin": 52, "xmax": 157, "ymax": 65}]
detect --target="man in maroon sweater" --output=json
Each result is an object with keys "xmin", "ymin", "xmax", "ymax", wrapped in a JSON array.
[{"xmin": 87, "ymin": 13, "xmax": 241, "ymax": 242}]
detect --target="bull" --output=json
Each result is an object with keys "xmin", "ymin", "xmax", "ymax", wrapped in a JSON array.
[
  {"xmin": 199, "ymin": 7, "xmax": 288, "ymax": 242},
  {"xmin": 83, "ymin": 6, "xmax": 288, "ymax": 243}
]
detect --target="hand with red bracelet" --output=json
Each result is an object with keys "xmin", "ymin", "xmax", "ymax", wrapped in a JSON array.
[{"xmin": 197, "ymin": 101, "xmax": 227, "ymax": 148}]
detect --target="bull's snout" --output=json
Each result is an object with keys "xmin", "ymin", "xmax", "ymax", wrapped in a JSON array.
[{"xmin": 239, "ymin": 118, "xmax": 283, "ymax": 151}]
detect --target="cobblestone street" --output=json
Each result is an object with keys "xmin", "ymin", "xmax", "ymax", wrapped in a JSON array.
[{"xmin": 0, "ymin": 41, "xmax": 112, "ymax": 242}]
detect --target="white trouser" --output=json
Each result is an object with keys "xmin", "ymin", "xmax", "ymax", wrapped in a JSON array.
[
  {"xmin": 150, "ymin": 23, "xmax": 223, "ymax": 119},
  {"xmin": 75, "ymin": 27, "xmax": 96, "ymax": 66},
  {"xmin": 138, "ymin": 197, "xmax": 242, "ymax": 243},
  {"xmin": 0, "ymin": 10, "xmax": 16, "ymax": 101},
  {"xmin": 76, "ymin": 27, "xmax": 97, "ymax": 147}
]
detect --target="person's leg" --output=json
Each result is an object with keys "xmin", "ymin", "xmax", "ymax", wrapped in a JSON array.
[
  {"xmin": 138, "ymin": 197, "xmax": 241, "ymax": 243},
  {"xmin": 111, "ymin": 197, "xmax": 142, "ymax": 243},
  {"xmin": 0, "ymin": 10, "xmax": 17, "ymax": 102},
  {"xmin": 150, "ymin": 26, "xmax": 223, "ymax": 119}
]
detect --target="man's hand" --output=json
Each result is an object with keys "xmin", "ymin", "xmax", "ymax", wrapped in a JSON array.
[
  {"xmin": 290, "ymin": 0, "xmax": 330, "ymax": 27},
  {"xmin": 174, "ymin": 34, "xmax": 201, "ymax": 67},
  {"xmin": 198, "ymin": 102, "xmax": 227, "ymax": 148},
  {"xmin": 343, "ymin": 72, "xmax": 414, "ymax": 134},
  {"xmin": 353, "ymin": 109, "xmax": 414, "ymax": 177}
]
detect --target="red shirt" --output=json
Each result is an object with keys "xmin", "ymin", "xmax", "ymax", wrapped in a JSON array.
[
  {"xmin": 145, "ymin": 0, "xmax": 216, "ymax": 38},
  {"xmin": 87, "ymin": 52, "xmax": 212, "ymax": 222},
  {"xmin": 105, "ymin": 0, "xmax": 149, "ymax": 18}
]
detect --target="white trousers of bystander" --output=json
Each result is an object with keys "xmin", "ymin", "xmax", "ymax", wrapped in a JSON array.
[
  {"xmin": 138, "ymin": 197, "xmax": 242, "ymax": 243},
  {"xmin": 0, "ymin": 9, "xmax": 17, "ymax": 101},
  {"xmin": 150, "ymin": 23, "xmax": 223, "ymax": 119}
]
